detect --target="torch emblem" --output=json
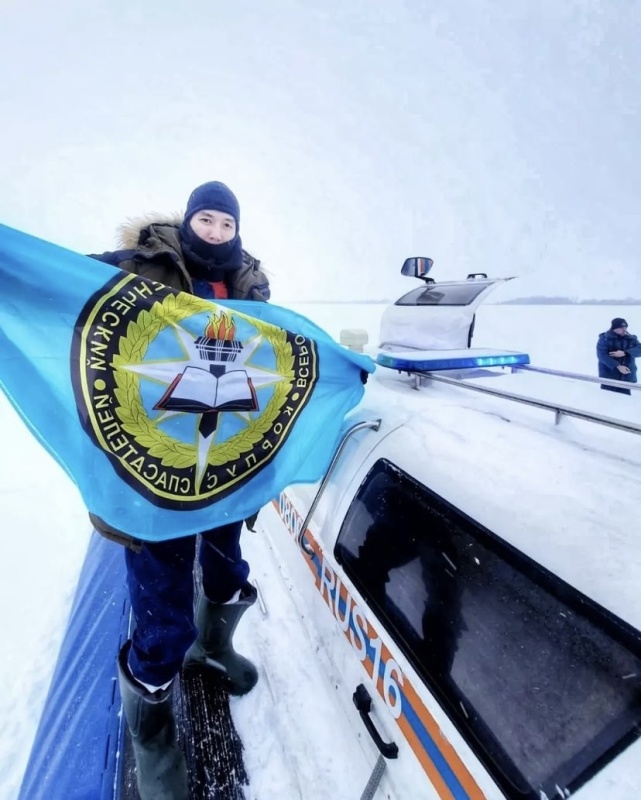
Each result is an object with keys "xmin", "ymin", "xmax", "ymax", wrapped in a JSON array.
[{"xmin": 154, "ymin": 311, "xmax": 258, "ymax": 438}]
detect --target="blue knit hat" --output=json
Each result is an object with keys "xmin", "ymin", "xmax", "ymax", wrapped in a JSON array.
[
  {"xmin": 184, "ymin": 181, "xmax": 240, "ymax": 232},
  {"xmin": 611, "ymin": 317, "xmax": 628, "ymax": 330}
]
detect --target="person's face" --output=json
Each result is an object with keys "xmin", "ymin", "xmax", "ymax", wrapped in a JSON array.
[
  {"xmin": 613, "ymin": 325, "xmax": 628, "ymax": 335},
  {"xmin": 189, "ymin": 210, "xmax": 237, "ymax": 244}
]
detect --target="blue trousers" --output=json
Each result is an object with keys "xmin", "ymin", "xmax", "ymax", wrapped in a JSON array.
[{"xmin": 125, "ymin": 521, "xmax": 248, "ymax": 686}]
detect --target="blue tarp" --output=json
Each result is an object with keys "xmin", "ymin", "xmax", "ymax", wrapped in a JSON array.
[{"xmin": 18, "ymin": 533, "xmax": 130, "ymax": 800}]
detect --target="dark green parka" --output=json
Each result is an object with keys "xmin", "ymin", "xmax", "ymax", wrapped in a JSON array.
[{"xmin": 92, "ymin": 214, "xmax": 270, "ymax": 301}]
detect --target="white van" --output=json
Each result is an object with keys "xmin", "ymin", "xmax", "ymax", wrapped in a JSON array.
[
  {"xmin": 260, "ymin": 403, "xmax": 641, "ymax": 800},
  {"xmin": 258, "ymin": 262, "xmax": 641, "ymax": 799}
]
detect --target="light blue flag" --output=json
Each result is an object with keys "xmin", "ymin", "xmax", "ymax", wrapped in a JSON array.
[{"xmin": 0, "ymin": 223, "xmax": 375, "ymax": 541}]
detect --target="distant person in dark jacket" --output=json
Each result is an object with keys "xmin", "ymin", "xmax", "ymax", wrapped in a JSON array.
[{"xmin": 596, "ymin": 318, "xmax": 641, "ymax": 395}]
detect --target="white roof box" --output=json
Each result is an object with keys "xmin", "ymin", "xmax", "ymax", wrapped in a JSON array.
[{"xmin": 379, "ymin": 257, "xmax": 514, "ymax": 351}]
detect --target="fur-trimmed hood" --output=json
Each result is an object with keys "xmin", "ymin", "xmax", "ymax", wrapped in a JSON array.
[
  {"xmin": 115, "ymin": 213, "xmax": 184, "ymax": 250},
  {"xmin": 110, "ymin": 212, "xmax": 267, "ymax": 279},
  {"xmin": 92, "ymin": 213, "xmax": 270, "ymax": 301}
]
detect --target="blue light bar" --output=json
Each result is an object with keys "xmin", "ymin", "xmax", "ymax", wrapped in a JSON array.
[{"xmin": 376, "ymin": 351, "xmax": 530, "ymax": 372}]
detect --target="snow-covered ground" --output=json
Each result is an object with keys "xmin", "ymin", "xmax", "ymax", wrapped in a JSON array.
[{"xmin": 1, "ymin": 301, "xmax": 640, "ymax": 799}]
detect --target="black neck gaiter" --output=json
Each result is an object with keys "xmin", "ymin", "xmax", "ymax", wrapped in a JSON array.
[{"xmin": 179, "ymin": 220, "xmax": 244, "ymax": 281}]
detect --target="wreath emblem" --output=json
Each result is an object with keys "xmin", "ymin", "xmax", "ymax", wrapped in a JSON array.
[{"xmin": 71, "ymin": 274, "xmax": 317, "ymax": 509}]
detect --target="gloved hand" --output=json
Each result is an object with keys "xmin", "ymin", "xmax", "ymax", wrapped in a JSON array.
[{"xmin": 251, "ymin": 284, "xmax": 271, "ymax": 302}]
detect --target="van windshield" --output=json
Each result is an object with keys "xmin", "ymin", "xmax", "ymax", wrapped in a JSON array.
[
  {"xmin": 335, "ymin": 459, "xmax": 641, "ymax": 799},
  {"xmin": 396, "ymin": 283, "xmax": 491, "ymax": 306}
]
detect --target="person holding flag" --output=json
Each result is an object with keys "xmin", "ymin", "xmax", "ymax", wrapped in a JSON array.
[
  {"xmin": 0, "ymin": 181, "xmax": 373, "ymax": 800},
  {"xmin": 90, "ymin": 181, "xmax": 275, "ymax": 799}
]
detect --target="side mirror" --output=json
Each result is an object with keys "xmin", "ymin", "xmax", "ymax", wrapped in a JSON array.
[{"xmin": 401, "ymin": 257, "xmax": 434, "ymax": 279}]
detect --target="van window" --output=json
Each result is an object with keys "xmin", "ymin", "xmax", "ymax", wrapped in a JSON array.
[
  {"xmin": 395, "ymin": 283, "xmax": 490, "ymax": 306},
  {"xmin": 334, "ymin": 459, "xmax": 641, "ymax": 800}
]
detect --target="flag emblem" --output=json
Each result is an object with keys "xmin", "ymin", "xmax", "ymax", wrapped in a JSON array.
[{"xmin": 71, "ymin": 273, "xmax": 317, "ymax": 509}]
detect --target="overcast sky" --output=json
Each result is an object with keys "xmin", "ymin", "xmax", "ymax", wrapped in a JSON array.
[{"xmin": 1, "ymin": 0, "xmax": 640, "ymax": 302}]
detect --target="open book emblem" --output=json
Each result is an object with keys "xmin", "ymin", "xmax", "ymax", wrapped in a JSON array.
[
  {"xmin": 155, "ymin": 365, "xmax": 258, "ymax": 414},
  {"xmin": 154, "ymin": 313, "xmax": 259, "ymax": 437},
  {"xmin": 153, "ymin": 314, "xmax": 261, "ymax": 438}
]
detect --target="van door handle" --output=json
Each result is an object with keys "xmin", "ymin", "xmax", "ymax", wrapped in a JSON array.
[{"xmin": 353, "ymin": 684, "xmax": 398, "ymax": 759}]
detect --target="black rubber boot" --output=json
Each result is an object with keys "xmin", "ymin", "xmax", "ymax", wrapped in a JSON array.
[
  {"xmin": 184, "ymin": 581, "xmax": 258, "ymax": 696},
  {"xmin": 117, "ymin": 643, "xmax": 189, "ymax": 800}
]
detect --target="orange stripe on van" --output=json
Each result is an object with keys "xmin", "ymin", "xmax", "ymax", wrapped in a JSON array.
[{"xmin": 270, "ymin": 496, "xmax": 488, "ymax": 800}]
